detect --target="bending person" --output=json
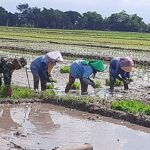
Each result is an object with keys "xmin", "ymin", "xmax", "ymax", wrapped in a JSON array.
[
  {"xmin": 65, "ymin": 59, "xmax": 107, "ymax": 95},
  {"xmin": 30, "ymin": 51, "xmax": 63, "ymax": 91},
  {"xmin": 109, "ymin": 57, "xmax": 134, "ymax": 91},
  {"xmin": 0, "ymin": 57, "xmax": 27, "ymax": 97}
]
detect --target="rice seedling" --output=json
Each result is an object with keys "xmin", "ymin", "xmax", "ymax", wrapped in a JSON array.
[{"xmin": 60, "ymin": 66, "xmax": 70, "ymax": 73}]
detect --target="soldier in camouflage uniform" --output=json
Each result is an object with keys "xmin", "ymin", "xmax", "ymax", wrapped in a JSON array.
[{"xmin": 0, "ymin": 57, "xmax": 27, "ymax": 97}]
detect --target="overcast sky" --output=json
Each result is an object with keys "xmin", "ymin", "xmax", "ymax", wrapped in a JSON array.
[{"xmin": 0, "ymin": 0, "xmax": 150, "ymax": 23}]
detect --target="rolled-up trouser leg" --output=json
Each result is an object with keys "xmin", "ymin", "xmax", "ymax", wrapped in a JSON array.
[
  {"xmin": 65, "ymin": 74, "xmax": 75, "ymax": 93},
  {"xmin": 80, "ymin": 78, "xmax": 88, "ymax": 95},
  {"xmin": 41, "ymin": 79, "xmax": 47, "ymax": 91}
]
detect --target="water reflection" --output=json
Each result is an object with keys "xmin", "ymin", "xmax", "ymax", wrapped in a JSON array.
[{"xmin": 0, "ymin": 103, "xmax": 150, "ymax": 150}]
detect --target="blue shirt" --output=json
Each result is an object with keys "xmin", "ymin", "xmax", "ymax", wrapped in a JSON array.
[
  {"xmin": 30, "ymin": 55, "xmax": 50, "ymax": 80},
  {"xmin": 70, "ymin": 60, "xmax": 93, "ymax": 78},
  {"xmin": 109, "ymin": 58, "xmax": 130, "ymax": 79}
]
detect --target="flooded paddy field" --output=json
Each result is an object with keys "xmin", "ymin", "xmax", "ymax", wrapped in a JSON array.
[
  {"xmin": 1, "ymin": 49, "xmax": 150, "ymax": 149},
  {"xmin": 0, "ymin": 103, "xmax": 150, "ymax": 150},
  {"xmin": 10, "ymin": 58, "xmax": 150, "ymax": 102},
  {"xmin": 1, "ymin": 47, "xmax": 149, "ymax": 101}
]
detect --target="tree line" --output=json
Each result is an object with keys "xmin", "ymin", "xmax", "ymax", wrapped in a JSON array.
[{"xmin": 0, "ymin": 3, "xmax": 150, "ymax": 32}]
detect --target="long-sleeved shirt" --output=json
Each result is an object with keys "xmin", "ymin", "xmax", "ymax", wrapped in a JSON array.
[
  {"xmin": 109, "ymin": 58, "xmax": 130, "ymax": 80},
  {"xmin": 30, "ymin": 55, "xmax": 55, "ymax": 81},
  {"xmin": 70, "ymin": 60, "xmax": 94, "ymax": 85}
]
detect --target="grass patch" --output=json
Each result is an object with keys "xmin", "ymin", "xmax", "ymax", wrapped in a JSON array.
[
  {"xmin": 111, "ymin": 99, "xmax": 150, "ymax": 115},
  {"xmin": 60, "ymin": 66, "xmax": 70, "ymax": 73}
]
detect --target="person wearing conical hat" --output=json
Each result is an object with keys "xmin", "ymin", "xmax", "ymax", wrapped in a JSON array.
[
  {"xmin": 109, "ymin": 57, "xmax": 134, "ymax": 91},
  {"xmin": 30, "ymin": 51, "xmax": 63, "ymax": 91},
  {"xmin": 0, "ymin": 57, "xmax": 27, "ymax": 97},
  {"xmin": 65, "ymin": 59, "xmax": 107, "ymax": 95}
]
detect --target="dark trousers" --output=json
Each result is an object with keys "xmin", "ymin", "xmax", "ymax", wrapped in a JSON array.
[
  {"xmin": 32, "ymin": 70, "xmax": 47, "ymax": 91},
  {"xmin": 110, "ymin": 75, "xmax": 129, "ymax": 90},
  {"xmin": 65, "ymin": 74, "xmax": 88, "ymax": 94}
]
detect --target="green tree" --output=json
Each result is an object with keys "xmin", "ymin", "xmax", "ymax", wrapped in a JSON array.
[{"xmin": 83, "ymin": 11, "xmax": 103, "ymax": 30}]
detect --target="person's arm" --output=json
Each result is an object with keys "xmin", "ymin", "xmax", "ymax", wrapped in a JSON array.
[{"xmin": 82, "ymin": 66, "xmax": 95, "ymax": 87}]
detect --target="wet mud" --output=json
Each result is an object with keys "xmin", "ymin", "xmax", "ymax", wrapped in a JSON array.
[{"xmin": 0, "ymin": 103, "xmax": 150, "ymax": 150}]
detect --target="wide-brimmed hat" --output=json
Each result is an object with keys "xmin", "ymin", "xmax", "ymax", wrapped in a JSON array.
[
  {"xmin": 46, "ymin": 51, "xmax": 63, "ymax": 62},
  {"xmin": 120, "ymin": 57, "xmax": 134, "ymax": 72}
]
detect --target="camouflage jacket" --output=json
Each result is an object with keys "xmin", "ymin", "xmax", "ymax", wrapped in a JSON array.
[{"xmin": 0, "ymin": 57, "xmax": 14, "ymax": 86}]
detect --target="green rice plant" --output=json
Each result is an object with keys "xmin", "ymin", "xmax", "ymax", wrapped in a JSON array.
[
  {"xmin": 60, "ymin": 66, "xmax": 70, "ymax": 73},
  {"xmin": 144, "ymin": 107, "xmax": 150, "ymax": 115},
  {"xmin": 95, "ymin": 80, "xmax": 101, "ymax": 88},
  {"xmin": 71, "ymin": 81, "xmax": 80, "ymax": 90},
  {"xmin": 0, "ymin": 86, "xmax": 7, "ymax": 98},
  {"xmin": 40, "ymin": 89, "xmax": 56, "ymax": 99},
  {"xmin": 12, "ymin": 86, "xmax": 36, "ymax": 99},
  {"xmin": 105, "ymin": 78, "xmax": 123, "ymax": 86},
  {"xmin": 46, "ymin": 83, "xmax": 54, "ymax": 89},
  {"xmin": 111, "ymin": 99, "xmax": 150, "ymax": 115}
]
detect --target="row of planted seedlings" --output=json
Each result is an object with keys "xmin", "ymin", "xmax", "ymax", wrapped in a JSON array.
[{"xmin": 1, "ymin": 39, "xmax": 150, "ymax": 63}]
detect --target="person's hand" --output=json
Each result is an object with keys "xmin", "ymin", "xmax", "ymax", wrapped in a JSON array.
[{"xmin": 48, "ymin": 76, "xmax": 57, "ymax": 83}]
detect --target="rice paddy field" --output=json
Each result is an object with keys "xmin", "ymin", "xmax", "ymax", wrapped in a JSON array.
[{"xmin": 1, "ymin": 27, "xmax": 150, "ymax": 149}]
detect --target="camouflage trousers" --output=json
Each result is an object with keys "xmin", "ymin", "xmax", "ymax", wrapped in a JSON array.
[{"xmin": 0, "ymin": 73, "xmax": 2, "ymax": 86}]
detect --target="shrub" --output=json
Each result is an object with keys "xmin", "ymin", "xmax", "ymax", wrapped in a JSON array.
[{"xmin": 60, "ymin": 66, "xmax": 70, "ymax": 73}]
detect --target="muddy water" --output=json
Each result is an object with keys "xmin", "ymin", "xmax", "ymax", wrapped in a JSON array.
[
  {"xmin": 0, "ymin": 103, "xmax": 150, "ymax": 150},
  {"xmin": 1, "ymin": 50, "xmax": 150, "ymax": 100}
]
